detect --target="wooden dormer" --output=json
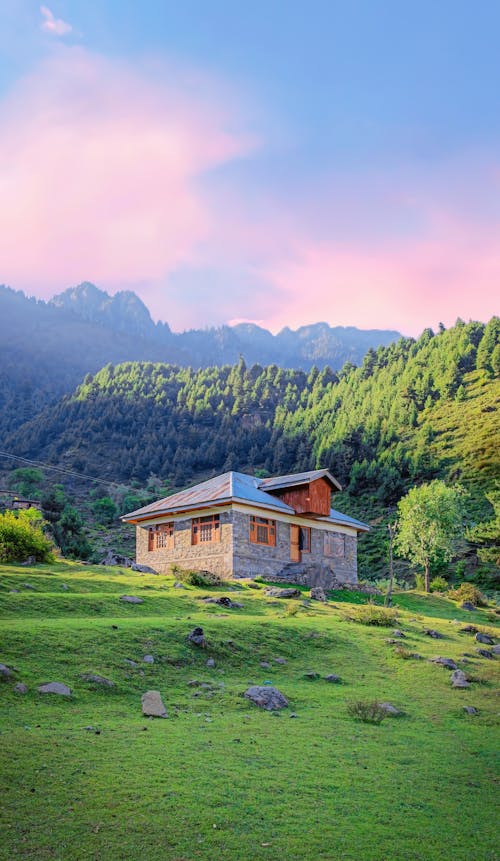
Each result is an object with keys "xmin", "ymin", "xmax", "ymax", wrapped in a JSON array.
[
  {"xmin": 258, "ymin": 469, "xmax": 341, "ymax": 517},
  {"xmin": 273, "ymin": 477, "xmax": 331, "ymax": 516}
]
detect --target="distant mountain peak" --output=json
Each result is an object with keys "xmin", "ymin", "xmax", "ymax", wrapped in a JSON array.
[{"xmin": 50, "ymin": 283, "xmax": 155, "ymax": 338}]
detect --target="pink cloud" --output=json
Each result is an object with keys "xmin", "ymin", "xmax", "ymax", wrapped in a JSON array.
[
  {"xmin": 0, "ymin": 45, "xmax": 497, "ymax": 335},
  {"xmin": 0, "ymin": 47, "xmax": 254, "ymax": 300},
  {"xmin": 260, "ymin": 214, "xmax": 500, "ymax": 335},
  {"xmin": 40, "ymin": 6, "xmax": 72, "ymax": 37}
]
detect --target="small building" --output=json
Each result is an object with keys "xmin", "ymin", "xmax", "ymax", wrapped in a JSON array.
[{"xmin": 121, "ymin": 469, "xmax": 369, "ymax": 588}]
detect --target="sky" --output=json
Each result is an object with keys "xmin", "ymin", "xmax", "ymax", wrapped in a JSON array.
[{"xmin": 0, "ymin": 1, "xmax": 499, "ymax": 335}]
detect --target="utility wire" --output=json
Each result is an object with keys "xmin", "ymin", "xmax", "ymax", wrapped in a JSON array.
[{"xmin": 0, "ymin": 449, "xmax": 124, "ymax": 488}]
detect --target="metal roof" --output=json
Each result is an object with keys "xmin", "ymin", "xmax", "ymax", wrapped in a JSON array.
[
  {"xmin": 121, "ymin": 469, "xmax": 367, "ymax": 530},
  {"xmin": 258, "ymin": 468, "xmax": 342, "ymax": 492},
  {"xmin": 122, "ymin": 471, "xmax": 295, "ymax": 520},
  {"xmin": 316, "ymin": 507, "xmax": 370, "ymax": 532}
]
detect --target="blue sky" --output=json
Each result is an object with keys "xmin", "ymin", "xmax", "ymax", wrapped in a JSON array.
[{"xmin": 0, "ymin": 1, "xmax": 498, "ymax": 333}]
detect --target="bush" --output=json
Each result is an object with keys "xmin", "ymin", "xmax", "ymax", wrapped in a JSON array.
[
  {"xmin": 447, "ymin": 582, "xmax": 488, "ymax": 607},
  {"xmin": 343, "ymin": 604, "xmax": 397, "ymax": 626},
  {"xmin": 414, "ymin": 573, "xmax": 426, "ymax": 591},
  {"xmin": 284, "ymin": 601, "xmax": 299, "ymax": 617},
  {"xmin": 347, "ymin": 701, "xmax": 387, "ymax": 724},
  {"xmin": 172, "ymin": 566, "xmax": 222, "ymax": 587},
  {"xmin": 393, "ymin": 646, "xmax": 418, "ymax": 660},
  {"xmin": 0, "ymin": 508, "xmax": 54, "ymax": 563},
  {"xmin": 429, "ymin": 576, "xmax": 449, "ymax": 592},
  {"xmin": 92, "ymin": 497, "xmax": 117, "ymax": 525}
]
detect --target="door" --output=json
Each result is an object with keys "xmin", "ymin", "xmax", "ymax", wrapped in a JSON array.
[{"xmin": 290, "ymin": 524, "xmax": 301, "ymax": 562}]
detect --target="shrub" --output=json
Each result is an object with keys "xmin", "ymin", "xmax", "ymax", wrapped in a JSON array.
[
  {"xmin": 393, "ymin": 646, "xmax": 418, "ymax": 659},
  {"xmin": 347, "ymin": 701, "xmax": 387, "ymax": 724},
  {"xmin": 429, "ymin": 576, "xmax": 449, "ymax": 592},
  {"xmin": 284, "ymin": 601, "xmax": 299, "ymax": 617},
  {"xmin": 172, "ymin": 566, "xmax": 222, "ymax": 587},
  {"xmin": 447, "ymin": 582, "xmax": 488, "ymax": 607},
  {"xmin": 414, "ymin": 573, "xmax": 426, "ymax": 591},
  {"xmin": 343, "ymin": 604, "xmax": 397, "ymax": 626},
  {"xmin": 0, "ymin": 508, "xmax": 54, "ymax": 563}
]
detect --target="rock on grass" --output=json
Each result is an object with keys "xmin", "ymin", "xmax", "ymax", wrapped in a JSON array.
[
  {"xmin": 38, "ymin": 682, "xmax": 72, "ymax": 696},
  {"xmin": 141, "ymin": 690, "xmax": 167, "ymax": 718},
  {"xmin": 450, "ymin": 670, "xmax": 470, "ymax": 689},
  {"xmin": 244, "ymin": 686, "xmax": 288, "ymax": 710}
]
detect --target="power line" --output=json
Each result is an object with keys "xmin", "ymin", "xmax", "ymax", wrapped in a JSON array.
[{"xmin": 0, "ymin": 449, "xmax": 124, "ymax": 488}]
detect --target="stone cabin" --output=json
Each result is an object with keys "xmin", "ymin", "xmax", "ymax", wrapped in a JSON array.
[{"xmin": 122, "ymin": 469, "xmax": 369, "ymax": 588}]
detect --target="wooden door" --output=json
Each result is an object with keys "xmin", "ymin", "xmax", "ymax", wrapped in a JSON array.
[{"xmin": 290, "ymin": 524, "xmax": 301, "ymax": 562}]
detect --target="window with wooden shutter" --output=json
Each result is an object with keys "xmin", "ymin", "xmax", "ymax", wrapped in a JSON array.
[
  {"xmin": 148, "ymin": 522, "xmax": 174, "ymax": 551},
  {"xmin": 249, "ymin": 516, "xmax": 276, "ymax": 546},
  {"xmin": 191, "ymin": 514, "xmax": 221, "ymax": 545}
]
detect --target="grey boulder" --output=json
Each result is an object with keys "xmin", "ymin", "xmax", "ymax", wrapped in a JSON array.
[
  {"xmin": 141, "ymin": 690, "xmax": 168, "ymax": 718},
  {"xmin": 131, "ymin": 563, "xmax": 157, "ymax": 573},
  {"xmin": 38, "ymin": 682, "xmax": 72, "ymax": 696},
  {"xmin": 430, "ymin": 657, "xmax": 458, "ymax": 670},
  {"xmin": 14, "ymin": 682, "xmax": 28, "ymax": 694},
  {"xmin": 120, "ymin": 595, "xmax": 144, "ymax": 604},
  {"xmin": 244, "ymin": 686, "xmax": 288, "ymax": 710},
  {"xmin": 450, "ymin": 670, "xmax": 470, "ymax": 689},
  {"xmin": 143, "ymin": 655, "xmax": 155, "ymax": 664},
  {"xmin": 187, "ymin": 627, "xmax": 207, "ymax": 648},
  {"xmin": 265, "ymin": 588, "xmax": 301, "ymax": 599},
  {"xmin": 310, "ymin": 587, "xmax": 327, "ymax": 602},
  {"xmin": 0, "ymin": 663, "xmax": 13, "ymax": 680},
  {"xmin": 424, "ymin": 629, "xmax": 444, "ymax": 639},
  {"xmin": 324, "ymin": 674, "xmax": 341, "ymax": 683},
  {"xmin": 378, "ymin": 702, "xmax": 402, "ymax": 716},
  {"xmin": 475, "ymin": 632, "xmax": 495, "ymax": 645},
  {"xmin": 476, "ymin": 649, "xmax": 494, "ymax": 659},
  {"xmin": 80, "ymin": 673, "xmax": 115, "ymax": 687}
]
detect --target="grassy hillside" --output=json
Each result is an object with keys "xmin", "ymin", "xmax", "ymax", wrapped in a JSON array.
[{"xmin": 1, "ymin": 561, "xmax": 498, "ymax": 860}]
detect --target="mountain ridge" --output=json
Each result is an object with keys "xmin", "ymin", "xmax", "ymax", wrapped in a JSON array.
[{"xmin": 0, "ymin": 282, "xmax": 401, "ymax": 438}]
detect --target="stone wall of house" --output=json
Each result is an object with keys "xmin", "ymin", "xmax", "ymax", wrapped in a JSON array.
[
  {"xmin": 135, "ymin": 508, "xmax": 359, "ymax": 584},
  {"xmin": 231, "ymin": 511, "xmax": 291, "ymax": 580},
  {"xmin": 231, "ymin": 510, "xmax": 358, "ymax": 586},
  {"xmin": 135, "ymin": 510, "xmax": 233, "ymax": 577}
]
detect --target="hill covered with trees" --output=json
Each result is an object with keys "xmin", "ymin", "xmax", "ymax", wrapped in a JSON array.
[
  {"xmin": 5, "ymin": 317, "xmax": 499, "ymax": 580},
  {"xmin": 0, "ymin": 283, "xmax": 399, "ymax": 437}
]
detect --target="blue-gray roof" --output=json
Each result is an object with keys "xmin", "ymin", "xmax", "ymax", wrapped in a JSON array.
[
  {"xmin": 122, "ymin": 471, "xmax": 295, "ymax": 520},
  {"xmin": 320, "ymin": 508, "xmax": 370, "ymax": 532},
  {"xmin": 259, "ymin": 468, "xmax": 342, "ymax": 492},
  {"xmin": 122, "ymin": 469, "xmax": 368, "ymax": 531}
]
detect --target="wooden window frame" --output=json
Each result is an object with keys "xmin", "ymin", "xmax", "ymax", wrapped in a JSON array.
[
  {"xmin": 249, "ymin": 515, "xmax": 276, "ymax": 547},
  {"xmin": 191, "ymin": 514, "xmax": 221, "ymax": 545},
  {"xmin": 148, "ymin": 522, "xmax": 174, "ymax": 552},
  {"xmin": 299, "ymin": 526, "xmax": 311, "ymax": 553}
]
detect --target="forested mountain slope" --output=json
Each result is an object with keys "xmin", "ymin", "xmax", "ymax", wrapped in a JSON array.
[
  {"xmin": 7, "ymin": 319, "xmax": 499, "ymax": 540},
  {"xmin": 0, "ymin": 283, "xmax": 399, "ymax": 438}
]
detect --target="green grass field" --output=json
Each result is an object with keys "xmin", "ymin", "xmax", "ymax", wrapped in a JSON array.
[{"xmin": 1, "ymin": 562, "xmax": 499, "ymax": 861}]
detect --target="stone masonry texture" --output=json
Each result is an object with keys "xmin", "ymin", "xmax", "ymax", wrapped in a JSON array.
[{"xmin": 136, "ymin": 507, "xmax": 358, "ymax": 585}]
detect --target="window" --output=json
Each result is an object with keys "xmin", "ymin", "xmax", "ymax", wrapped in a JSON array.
[
  {"xmin": 148, "ymin": 522, "xmax": 174, "ymax": 552},
  {"xmin": 192, "ymin": 514, "xmax": 220, "ymax": 545},
  {"xmin": 324, "ymin": 532, "xmax": 345, "ymax": 558},
  {"xmin": 299, "ymin": 526, "xmax": 311, "ymax": 553},
  {"xmin": 249, "ymin": 515, "xmax": 276, "ymax": 546}
]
